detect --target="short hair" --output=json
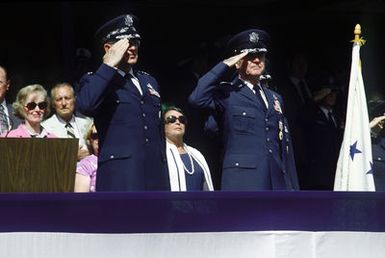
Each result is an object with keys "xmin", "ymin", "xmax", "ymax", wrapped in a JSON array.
[
  {"xmin": 0, "ymin": 65, "xmax": 8, "ymax": 80},
  {"xmin": 161, "ymin": 104, "xmax": 185, "ymax": 120},
  {"xmin": 12, "ymin": 84, "xmax": 50, "ymax": 119},
  {"xmin": 50, "ymin": 82, "xmax": 75, "ymax": 99}
]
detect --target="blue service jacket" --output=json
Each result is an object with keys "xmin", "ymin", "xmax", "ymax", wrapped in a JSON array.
[
  {"xmin": 189, "ymin": 62, "xmax": 299, "ymax": 190},
  {"xmin": 76, "ymin": 64, "xmax": 169, "ymax": 191},
  {"xmin": 372, "ymin": 136, "xmax": 385, "ymax": 191}
]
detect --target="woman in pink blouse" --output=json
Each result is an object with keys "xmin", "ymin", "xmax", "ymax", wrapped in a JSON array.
[
  {"xmin": 1, "ymin": 84, "xmax": 55, "ymax": 138},
  {"xmin": 75, "ymin": 123, "xmax": 98, "ymax": 192}
]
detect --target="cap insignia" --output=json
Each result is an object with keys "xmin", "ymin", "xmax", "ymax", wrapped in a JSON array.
[
  {"xmin": 249, "ymin": 32, "xmax": 259, "ymax": 43},
  {"xmin": 124, "ymin": 15, "xmax": 133, "ymax": 26}
]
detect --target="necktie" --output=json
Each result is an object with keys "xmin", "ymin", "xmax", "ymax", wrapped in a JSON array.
[
  {"xmin": 0, "ymin": 105, "xmax": 9, "ymax": 134},
  {"xmin": 127, "ymin": 72, "xmax": 143, "ymax": 95},
  {"xmin": 327, "ymin": 111, "xmax": 336, "ymax": 128},
  {"xmin": 65, "ymin": 122, "xmax": 76, "ymax": 138},
  {"xmin": 253, "ymin": 85, "xmax": 268, "ymax": 110},
  {"xmin": 298, "ymin": 80, "xmax": 310, "ymax": 103}
]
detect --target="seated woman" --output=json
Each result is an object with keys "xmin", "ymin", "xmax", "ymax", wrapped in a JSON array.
[
  {"xmin": 1, "ymin": 84, "xmax": 55, "ymax": 138},
  {"xmin": 74, "ymin": 123, "xmax": 98, "ymax": 192},
  {"xmin": 163, "ymin": 106, "xmax": 214, "ymax": 191}
]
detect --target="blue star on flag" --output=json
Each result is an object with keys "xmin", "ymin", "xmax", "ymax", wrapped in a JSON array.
[{"xmin": 349, "ymin": 141, "xmax": 362, "ymax": 161}]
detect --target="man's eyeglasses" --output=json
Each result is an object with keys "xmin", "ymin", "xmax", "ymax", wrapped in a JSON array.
[
  {"xmin": 25, "ymin": 101, "xmax": 48, "ymax": 111},
  {"xmin": 90, "ymin": 132, "xmax": 98, "ymax": 140},
  {"xmin": 165, "ymin": 115, "xmax": 187, "ymax": 125}
]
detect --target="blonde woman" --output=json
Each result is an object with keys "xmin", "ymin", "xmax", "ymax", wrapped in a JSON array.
[{"xmin": 1, "ymin": 84, "xmax": 55, "ymax": 138}]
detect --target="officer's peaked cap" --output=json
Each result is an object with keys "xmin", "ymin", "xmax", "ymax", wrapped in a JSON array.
[
  {"xmin": 95, "ymin": 14, "xmax": 141, "ymax": 43},
  {"xmin": 226, "ymin": 29, "xmax": 270, "ymax": 56}
]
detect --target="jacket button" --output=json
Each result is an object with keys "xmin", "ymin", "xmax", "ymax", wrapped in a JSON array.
[
  {"xmin": 235, "ymin": 162, "xmax": 239, "ymax": 166},
  {"xmin": 268, "ymin": 149, "xmax": 272, "ymax": 153},
  {"xmin": 242, "ymin": 112, "xmax": 246, "ymax": 116},
  {"xmin": 110, "ymin": 155, "xmax": 114, "ymax": 159},
  {"xmin": 116, "ymin": 100, "xmax": 120, "ymax": 104}
]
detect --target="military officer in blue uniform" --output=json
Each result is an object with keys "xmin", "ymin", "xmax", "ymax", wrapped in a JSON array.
[
  {"xmin": 76, "ymin": 14, "xmax": 170, "ymax": 191},
  {"xmin": 369, "ymin": 100, "xmax": 385, "ymax": 191},
  {"xmin": 189, "ymin": 29, "xmax": 299, "ymax": 190}
]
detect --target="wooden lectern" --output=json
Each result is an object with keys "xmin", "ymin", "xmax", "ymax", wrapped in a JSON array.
[{"xmin": 0, "ymin": 138, "xmax": 78, "ymax": 192}]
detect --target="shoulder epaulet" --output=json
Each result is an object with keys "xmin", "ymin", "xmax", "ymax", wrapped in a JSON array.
[
  {"xmin": 220, "ymin": 81, "xmax": 244, "ymax": 89},
  {"xmin": 137, "ymin": 70, "xmax": 150, "ymax": 76},
  {"xmin": 87, "ymin": 71, "xmax": 94, "ymax": 75},
  {"xmin": 219, "ymin": 81, "xmax": 233, "ymax": 86}
]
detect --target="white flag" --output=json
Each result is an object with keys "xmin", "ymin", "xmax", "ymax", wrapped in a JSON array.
[{"xmin": 334, "ymin": 40, "xmax": 375, "ymax": 191}]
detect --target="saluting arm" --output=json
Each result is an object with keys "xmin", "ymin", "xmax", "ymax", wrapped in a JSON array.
[
  {"xmin": 188, "ymin": 52, "xmax": 247, "ymax": 109},
  {"xmin": 76, "ymin": 39, "xmax": 130, "ymax": 116},
  {"xmin": 76, "ymin": 64, "xmax": 119, "ymax": 117}
]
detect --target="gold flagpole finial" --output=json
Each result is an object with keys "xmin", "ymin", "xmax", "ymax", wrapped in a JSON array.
[{"xmin": 352, "ymin": 24, "xmax": 366, "ymax": 46}]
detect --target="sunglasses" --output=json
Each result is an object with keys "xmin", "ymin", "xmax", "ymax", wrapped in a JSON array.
[
  {"xmin": 129, "ymin": 38, "xmax": 141, "ymax": 47},
  {"xmin": 165, "ymin": 115, "xmax": 187, "ymax": 125},
  {"xmin": 25, "ymin": 101, "xmax": 48, "ymax": 111},
  {"xmin": 90, "ymin": 132, "xmax": 98, "ymax": 140},
  {"xmin": 246, "ymin": 52, "xmax": 266, "ymax": 60}
]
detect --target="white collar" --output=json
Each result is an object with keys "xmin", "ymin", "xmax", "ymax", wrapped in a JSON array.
[{"xmin": 56, "ymin": 114, "xmax": 75, "ymax": 125}]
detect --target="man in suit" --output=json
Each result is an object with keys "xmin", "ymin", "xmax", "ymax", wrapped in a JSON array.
[
  {"xmin": 189, "ymin": 29, "xmax": 299, "ymax": 191},
  {"xmin": 277, "ymin": 51, "xmax": 312, "ymax": 188},
  {"xmin": 298, "ymin": 80, "xmax": 343, "ymax": 190},
  {"xmin": 0, "ymin": 65, "xmax": 21, "ymax": 134},
  {"xmin": 76, "ymin": 14, "xmax": 169, "ymax": 191},
  {"xmin": 42, "ymin": 82, "xmax": 92, "ymax": 160}
]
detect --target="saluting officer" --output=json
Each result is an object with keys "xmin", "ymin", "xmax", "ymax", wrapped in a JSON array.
[
  {"xmin": 189, "ymin": 29, "xmax": 299, "ymax": 190},
  {"xmin": 76, "ymin": 14, "xmax": 170, "ymax": 191}
]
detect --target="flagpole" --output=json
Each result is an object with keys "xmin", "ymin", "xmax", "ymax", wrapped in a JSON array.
[{"xmin": 333, "ymin": 24, "xmax": 375, "ymax": 191}]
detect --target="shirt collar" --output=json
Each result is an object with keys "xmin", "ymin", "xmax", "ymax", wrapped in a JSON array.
[{"xmin": 56, "ymin": 114, "xmax": 75, "ymax": 125}]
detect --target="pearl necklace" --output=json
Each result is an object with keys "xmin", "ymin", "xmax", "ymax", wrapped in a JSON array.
[{"xmin": 181, "ymin": 147, "xmax": 195, "ymax": 175}]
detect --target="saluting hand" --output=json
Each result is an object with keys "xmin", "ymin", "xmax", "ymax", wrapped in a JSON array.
[
  {"xmin": 370, "ymin": 115, "xmax": 385, "ymax": 129},
  {"xmin": 103, "ymin": 38, "xmax": 130, "ymax": 68},
  {"xmin": 223, "ymin": 51, "xmax": 249, "ymax": 67}
]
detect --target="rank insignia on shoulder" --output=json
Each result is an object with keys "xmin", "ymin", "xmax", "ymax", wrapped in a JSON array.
[
  {"xmin": 138, "ymin": 70, "xmax": 150, "ymax": 76},
  {"xmin": 219, "ymin": 81, "xmax": 234, "ymax": 86},
  {"xmin": 87, "ymin": 72, "xmax": 94, "ymax": 75},
  {"xmin": 147, "ymin": 83, "xmax": 160, "ymax": 98}
]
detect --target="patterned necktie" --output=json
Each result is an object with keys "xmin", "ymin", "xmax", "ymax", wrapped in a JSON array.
[
  {"xmin": 65, "ymin": 122, "xmax": 76, "ymax": 138},
  {"xmin": 0, "ymin": 105, "xmax": 9, "ymax": 134}
]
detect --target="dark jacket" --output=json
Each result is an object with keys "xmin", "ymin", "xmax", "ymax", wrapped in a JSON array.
[
  {"xmin": 76, "ymin": 64, "xmax": 169, "ymax": 191},
  {"xmin": 189, "ymin": 62, "xmax": 299, "ymax": 191}
]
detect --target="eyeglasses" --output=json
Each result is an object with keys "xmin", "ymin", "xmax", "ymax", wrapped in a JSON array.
[
  {"xmin": 165, "ymin": 115, "xmax": 187, "ymax": 125},
  {"xmin": 25, "ymin": 101, "xmax": 48, "ymax": 111},
  {"xmin": 90, "ymin": 132, "xmax": 98, "ymax": 140}
]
